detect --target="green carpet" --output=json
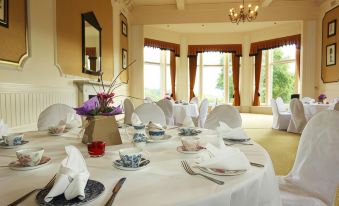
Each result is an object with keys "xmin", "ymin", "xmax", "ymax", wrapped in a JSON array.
[{"xmin": 241, "ymin": 113, "xmax": 339, "ymax": 205}]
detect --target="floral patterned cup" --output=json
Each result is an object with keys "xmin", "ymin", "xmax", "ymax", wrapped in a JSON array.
[
  {"xmin": 118, "ymin": 148, "xmax": 147, "ymax": 168},
  {"xmin": 2, "ymin": 133, "xmax": 23, "ymax": 146},
  {"xmin": 181, "ymin": 136, "xmax": 201, "ymax": 151},
  {"xmin": 16, "ymin": 148, "xmax": 44, "ymax": 167}
]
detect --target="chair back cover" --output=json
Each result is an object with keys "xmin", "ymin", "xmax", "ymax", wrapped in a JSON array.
[
  {"xmin": 37, "ymin": 104, "xmax": 81, "ymax": 131},
  {"xmin": 144, "ymin": 97, "xmax": 154, "ymax": 103},
  {"xmin": 289, "ymin": 99, "xmax": 307, "ymax": 133},
  {"xmin": 135, "ymin": 103, "xmax": 166, "ymax": 126},
  {"xmin": 123, "ymin": 98, "xmax": 135, "ymax": 125},
  {"xmin": 284, "ymin": 110, "xmax": 339, "ymax": 205},
  {"xmin": 197, "ymin": 99, "xmax": 209, "ymax": 128},
  {"xmin": 190, "ymin": 97, "xmax": 199, "ymax": 105},
  {"xmin": 334, "ymin": 102, "xmax": 339, "ymax": 111},
  {"xmin": 204, "ymin": 105, "xmax": 242, "ymax": 130},
  {"xmin": 276, "ymin": 97, "xmax": 287, "ymax": 112},
  {"xmin": 156, "ymin": 99, "xmax": 174, "ymax": 126}
]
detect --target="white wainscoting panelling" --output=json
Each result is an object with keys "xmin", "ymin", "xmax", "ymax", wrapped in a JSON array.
[{"xmin": 0, "ymin": 83, "xmax": 77, "ymax": 131}]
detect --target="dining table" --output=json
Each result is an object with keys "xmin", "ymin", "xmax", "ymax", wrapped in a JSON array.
[
  {"xmin": 303, "ymin": 103, "xmax": 332, "ymax": 120},
  {"xmin": 0, "ymin": 127, "xmax": 282, "ymax": 206},
  {"xmin": 173, "ymin": 103, "xmax": 199, "ymax": 125}
]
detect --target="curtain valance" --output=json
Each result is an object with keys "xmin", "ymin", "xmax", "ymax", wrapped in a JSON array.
[
  {"xmin": 144, "ymin": 38, "xmax": 180, "ymax": 57},
  {"xmin": 249, "ymin": 34, "xmax": 301, "ymax": 56},
  {"xmin": 188, "ymin": 44, "xmax": 242, "ymax": 57}
]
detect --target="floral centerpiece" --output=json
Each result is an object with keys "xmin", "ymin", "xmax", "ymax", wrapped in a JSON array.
[
  {"xmin": 318, "ymin": 93, "xmax": 327, "ymax": 103},
  {"xmin": 75, "ymin": 60, "xmax": 136, "ymax": 145}
]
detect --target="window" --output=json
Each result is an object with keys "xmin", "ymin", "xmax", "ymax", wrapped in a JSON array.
[
  {"xmin": 259, "ymin": 45, "xmax": 297, "ymax": 104},
  {"xmin": 144, "ymin": 47, "xmax": 172, "ymax": 101},
  {"xmin": 193, "ymin": 52, "xmax": 234, "ymax": 104}
]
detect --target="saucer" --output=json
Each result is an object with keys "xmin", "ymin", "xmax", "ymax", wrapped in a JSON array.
[
  {"xmin": 113, "ymin": 158, "xmax": 150, "ymax": 171},
  {"xmin": 0, "ymin": 140, "xmax": 29, "ymax": 149},
  {"xmin": 198, "ymin": 166, "xmax": 247, "ymax": 176},
  {"xmin": 9, "ymin": 156, "xmax": 51, "ymax": 171},
  {"xmin": 146, "ymin": 135, "xmax": 172, "ymax": 143},
  {"xmin": 176, "ymin": 146, "xmax": 205, "ymax": 154}
]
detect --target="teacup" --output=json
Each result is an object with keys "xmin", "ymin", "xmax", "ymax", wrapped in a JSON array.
[
  {"xmin": 2, "ymin": 133, "xmax": 24, "ymax": 146},
  {"xmin": 16, "ymin": 148, "xmax": 44, "ymax": 167},
  {"xmin": 118, "ymin": 148, "xmax": 147, "ymax": 168},
  {"xmin": 146, "ymin": 122, "xmax": 165, "ymax": 140},
  {"xmin": 181, "ymin": 136, "xmax": 200, "ymax": 151}
]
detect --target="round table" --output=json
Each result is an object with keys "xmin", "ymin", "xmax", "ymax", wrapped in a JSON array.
[
  {"xmin": 0, "ymin": 128, "xmax": 281, "ymax": 206},
  {"xmin": 173, "ymin": 103, "xmax": 199, "ymax": 124},
  {"xmin": 303, "ymin": 103, "xmax": 331, "ymax": 119}
]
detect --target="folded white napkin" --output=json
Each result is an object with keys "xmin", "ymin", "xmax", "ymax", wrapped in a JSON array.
[
  {"xmin": 195, "ymin": 143, "xmax": 250, "ymax": 171},
  {"xmin": 45, "ymin": 145, "xmax": 89, "ymax": 202},
  {"xmin": 65, "ymin": 113, "xmax": 81, "ymax": 129},
  {"xmin": 0, "ymin": 119, "xmax": 8, "ymax": 138},
  {"xmin": 216, "ymin": 121, "xmax": 248, "ymax": 140},
  {"xmin": 131, "ymin": 112, "xmax": 142, "ymax": 126}
]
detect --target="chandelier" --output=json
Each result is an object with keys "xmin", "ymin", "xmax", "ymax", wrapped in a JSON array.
[{"xmin": 229, "ymin": 0, "xmax": 259, "ymax": 24}]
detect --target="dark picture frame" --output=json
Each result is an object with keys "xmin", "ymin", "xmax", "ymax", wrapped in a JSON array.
[
  {"xmin": 326, "ymin": 43, "xmax": 336, "ymax": 66},
  {"xmin": 122, "ymin": 21, "xmax": 127, "ymax": 37},
  {"xmin": 328, "ymin": 19, "xmax": 336, "ymax": 37},
  {"xmin": 0, "ymin": 0, "xmax": 8, "ymax": 28},
  {"xmin": 122, "ymin": 49, "xmax": 127, "ymax": 69}
]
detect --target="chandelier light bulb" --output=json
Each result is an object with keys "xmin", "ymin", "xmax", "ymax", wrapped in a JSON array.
[
  {"xmin": 248, "ymin": 4, "xmax": 251, "ymax": 8},
  {"xmin": 240, "ymin": 4, "xmax": 243, "ymax": 8},
  {"xmin": 255, "ymin": 5, "xmax": 259, "ymax": 11}
]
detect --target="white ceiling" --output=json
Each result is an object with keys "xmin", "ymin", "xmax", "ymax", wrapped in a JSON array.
[{"xmin": 145, "ymin": 21, "xmax": 299, "ymax": 33}]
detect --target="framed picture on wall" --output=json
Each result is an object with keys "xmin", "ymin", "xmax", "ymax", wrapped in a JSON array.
[
  {"xmin": 122, "ymin": 49, "xmax": 127, "ymax": 69},
  {"xmin": 0, "ymin": 0, "xmax": 8, "ymax": 28},
  {"xmin": 328, "ymin": 19, "xmax": 336, "ymax": 37},
  {"xmin": 326, "ymin": 43, "xmax": 336, "ymax": 66},
  {"xmin": 122, "ymin": 21, "xmax": 127, "ymax": 37}
]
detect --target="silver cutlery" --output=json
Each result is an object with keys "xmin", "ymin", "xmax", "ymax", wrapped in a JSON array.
[
  {"xmin": 250, "ymin": 162, "xmax": 264, "ymax": 167},
  {"xmin": 181, "ymin": 161, "xmax": 224, "ymax": 185},
  {"xmin": 8, "ymin": 174, "xmax": 56, "ymax": 206},
  {"xmin": 105, "ymin": 177, "xmax": 126, "ymax": 206}
]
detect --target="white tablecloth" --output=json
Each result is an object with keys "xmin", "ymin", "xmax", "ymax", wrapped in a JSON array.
[
  {"xmin": 0, "ymin": 128, "xmax": 281, "ymax": 206},
  {"xmin": 173, "ymin": 103, "xmax": 199, "ymax": 124},
  {"xmin": 303, "ymin": 103, "xmax": 331, "ymax": 119}
]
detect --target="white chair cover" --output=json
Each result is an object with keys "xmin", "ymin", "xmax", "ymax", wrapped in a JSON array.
[
  {"xmin": 190, "ymin": 97, "xmax": 199, "ymax": 105},
  {"xmin": 204, "ymin": 105, "xmax": 242, "ymax": 130},
  {"xmin": 156, "ymin": 99, "xmax": 174, "ymax": 126},
  {"xmin": 334, "ymin": 102, "xmax": 339, "ymax": 111},
  {"xmin": 197, "ymin": 99, "xmax": 209, "ymax": 128},
  {"xmin": 278, "ymin": 110, "xmax": 339, "ymax": 206},
  {"xmin": 135, "ymin": 103, "xmax": 166, "ymax": 126},
  {"xmin": 144, "ymin": 97, "xmax": 154, "ymax": 103},
  {"xmin": 271, "ymin": 99, "xmax": 291, "ymax": 130},
  {"xmin": 276, "ymin": 97, "xmax": 287, "ymax": 112},
  {"xmin": 37, "ymin": 104, "xmax": 81, "ymax": 131},
  {"xmin": 301, "ymin": 97, "xmax": 315, "ymax": 104},
  {"xmin": 287, "ymin": 99, "xmax": 307, "ymax": 134},
  {"xmin": 123, "ymin": 98, "xmax": 135, "ymax": 125}
]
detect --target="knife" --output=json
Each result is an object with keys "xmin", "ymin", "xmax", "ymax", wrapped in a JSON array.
[
  {"xmin": 250, "ymin": 162, "xmax": 264, "ymax": 167},
  {"xmin": 105, "ymin": 177, "xmax": 126, "ymax": 206}
]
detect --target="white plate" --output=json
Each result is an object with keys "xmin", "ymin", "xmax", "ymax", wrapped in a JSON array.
[
  {"xmin": 198, "ymin": 166, "xmax": 247, "ymax": 176},
  {"xmin": 0, "ymin": 141, "xmax": 29, "ymax": 149},
  {"xmin": 176, "ymin": 146, "xmax": 205, "ymax": 154},
  {"xmin": 9, "ymin": 156, "xmax": 51, "ymax": 171},
  {"xmin": 112, "ymin": 159, "xmax": 150, "ymax": 171},
  {"xmin": 146, "ymin": 135, "xmax": 172, "ymax": 143}
]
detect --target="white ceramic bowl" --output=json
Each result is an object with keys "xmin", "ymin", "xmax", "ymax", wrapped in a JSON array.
[{"xmin": 16, "ymin": 147, "xmax": 44, "ymax": 167}]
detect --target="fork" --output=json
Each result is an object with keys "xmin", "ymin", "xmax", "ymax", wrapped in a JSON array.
[
  {"xmin": 181, "ymin": 161, "xmax": 224, "ymax": 185},
  {"xmin": 8, "ymin": 174, "xmax": 56, "ymax": 206}
]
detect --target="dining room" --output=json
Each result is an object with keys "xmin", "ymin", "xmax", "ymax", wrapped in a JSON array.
[{"xmin": 0, "ymin": 0, "xmax": 339, "ymax": 205}]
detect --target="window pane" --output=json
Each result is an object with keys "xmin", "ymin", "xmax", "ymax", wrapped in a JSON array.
[
  {"xmin": 260, "ymin": 51, "xmax": 267, "ymax": 104},
  {"xmin": 228, "ymin": 61, "xmax": 234, "ymax": 104},
  {"xmin": 166, "ymin": 65, "xmax": 172, "ymax": 95},
  {"xmin": 272, "ymin": 45, "xmax": 296, "ymax": 62},
  {"xmin": 272, "ymin": 62, "xmax": 295, "ymax": 103},
  {"xmin": 203, "ymin": 52, "xmax": 225, "ymax": 65},
  {"xmin": 166, "ymin": 50, "xmax": 170, "ymax": 64},
  {"xmin": 144, "ymin": 63, "xmax": 161, "ymax": 100},
  {"xmin": 193, "ymin": 65, "xmax": 200, "ymax": 97},
  {"xmin": 144, "ymin": 47, "xmax": 161, "ymax": 63},
  {"xmin": 202, "ymin": 66, "xmax": 225, "ymax": 104}
]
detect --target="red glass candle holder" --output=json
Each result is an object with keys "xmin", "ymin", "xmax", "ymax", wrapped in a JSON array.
[{"xmin": 87, "ymin": 141, "xmax": 105, "ymax": 157}]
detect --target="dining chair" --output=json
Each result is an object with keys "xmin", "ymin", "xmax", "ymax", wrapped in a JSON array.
[
  {"xmin": 276, "ymin": 97, "xmax": 288, "ymax": 112},
  {"xmin": 144, "ymin": 97, "xmax": 154, "ymax": 103},
  {"xmin": 156, "ymin": 99, "xmax": 174, "ymax": 126},
  {"xmin": 287, "ymin": 99, "xmax": 307, "ymax": 134},
  {"xmin": 37, "ymin": 104, "xmax": 81, "ymax": 131},
  {"xmin": 204, "ymin": 104, "xmax": 242, "ymax": 130},
  {"xmin": 134, "ymin": 103, "xmax": 166, "ymax": 126},
  {"xmin": 271, "ymin": 99, "xmax": 291, "ymax": 130},
  {"xmin": 123, "ymin": 98, "xmax": 135, "ymax": 125},
  {"xmin": 192, "ymin": 98, "xmax": 208, "ymax": 128},
  {"xmin": 278, "ymin": 110, "xmax": 339, "ymax": 206},
  {"xmin": 189, "ymin": 97, "xmax": 199, "ymax": 105}
]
